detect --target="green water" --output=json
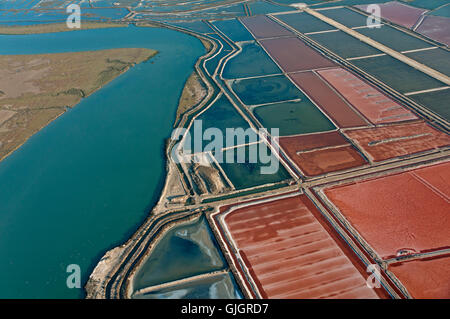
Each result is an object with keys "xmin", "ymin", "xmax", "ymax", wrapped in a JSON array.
[
  {"xmin": 186, "ymin": 94, "xmax": 251, "ymax": 152},
  {"xmin": 253, "ymin": 100, "xmax": 335, "ymax": 136},
  {"xmin": 309, "ymin": 30, "xmax": 381, "ymax": 59},
  {"xmin": 197, "ymin": 98, "xmax": 242, "ymax": 132},
  {"xmin": 231, "ymin": 75, "xmax": 303, "ymax": 106},
  {"xmin": 0, "ymin": 26, "xmax": 205, "ymax": 298},
  {"xmin": 401, "ymin": 0, "xmax": 449, "ymax": 10},
  {"xmin": 410, "ymin": 89, "xmax": 450, "ymax": 121},
  {"xmin": 319, "ymin": 7, "xmax": 370, "ymax": 27},
  {"xmin": 132, "ymin": 215, "xmax": 227, "ymax": 291},
  {"xmin": 277, "ymin": 12, "xmax": 336, "ymax": 33},
  {"xmin": 215, "ymin": 143, "xmax": 292, "ymax": 190},
  {"xmin": 405, "ymin": 48, "xmax": 450, "ymax": 77},
  {"xmin": 206, "ymin": 48, "xmax": 229, "ymax": 76}
]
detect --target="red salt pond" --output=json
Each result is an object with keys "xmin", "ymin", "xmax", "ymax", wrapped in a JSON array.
[
  {"xmin": 289, "ymin": 71, "xmax": 369, "ymax": 128},
  {"xmin": 343, "ymin": 121, "xmax": 450, "ymax": 162},
  {"xmin": 317, "ymin": 68, "xmax": 418, "ymax": 124},
  {"xmin": 223, "ymin": 195, "xmax": 379, "ymax": 298},
  {"xmin": 413, "ymin": 162, "xmax": 450, "ymax": 199},
  {"xmin": 324, "ymin": 161, "xmax": 450, "ymax": 260},
  {"xmin": 355, "ymin": 1, "xmax": 426, "ymax": 29},
  {"xmin": 240, "ymin": 15, "xmax": 294, "ymax": 39},
  {"xmin": 279, "ymin": 131, "xmax": 367, "ymax": 177},
  {"xmin": 388, "ymin": 256, "xmax": 450, "ymax": 299},
  {"xmin": 260, "ymin": 37, "xmax": 335, "ymax": 72}
]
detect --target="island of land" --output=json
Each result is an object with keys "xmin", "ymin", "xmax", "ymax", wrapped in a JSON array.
[
  {"xmin": 0, "ymin": 47, "xmax": 157, "ymax": 161},
  {"xmin": 0, "ymin": 22, "xmax": 127, "ymax": 35}
]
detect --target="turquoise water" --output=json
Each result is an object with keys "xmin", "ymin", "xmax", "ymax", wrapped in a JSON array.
[
  {"xmin": 253, "ymin": 100, "xmax": 336, "ymax": 136},
  {"xmin": 0, "ymin": 25, "xmax": 205, "ymax": 298},
  {"xmin": 215, "ymin": 144, "xmax": 292, "ymax": 190}
]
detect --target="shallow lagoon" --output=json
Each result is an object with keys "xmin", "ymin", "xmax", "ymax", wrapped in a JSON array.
[
  {"xmin": 132, "ymin": 215, "xmax": 227, "ymax": 291},
  {"xmin": 0, "ymin": 25, "xmax": 205, "ymax": 298},
  {"xmin": 231, "ymin": 74, "xmax": 303, "ymax": 106}
]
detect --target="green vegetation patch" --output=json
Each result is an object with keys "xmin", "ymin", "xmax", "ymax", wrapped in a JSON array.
[
  {"xmin": 405, "ymin": 48, "xmax": 450, "ymax": 77},
  {"xmin": 352, "ymin": 55, "xmax": 446, "ymax": 93},
  {"xmin": 222, "ymin": 41, "xmax": 281, "ymax": 79},
  {"xmin": 253, "ymin": 100, "xmax": 335, "ymax": 136},
  {"xmin": 215, "ymin": 143, "xmax": 291, "ymax": 190},
  {"xmin": 231, "ymin": 74, "xmax": 303, "ymax": 106},
  {"xmin": 358, "ymin": 25, "xmax": 434, "ymax": 52},
  {"xmin": 410, "ymin": 88, "xmax": 450, "ymax": 121},
  {"xmin": 309, "ymin": 30, "xmax": 381, "ymax": 58}
]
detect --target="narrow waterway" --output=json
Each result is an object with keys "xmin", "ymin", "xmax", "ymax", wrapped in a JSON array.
[{"xmin": 0, "ymin": 25, "xmax": 205, "ymax": 298}]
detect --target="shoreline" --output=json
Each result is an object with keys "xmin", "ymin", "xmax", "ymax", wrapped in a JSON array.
[{"xmin": 84, "ymin": 24, "xmax": 218, "ymax": 299}]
